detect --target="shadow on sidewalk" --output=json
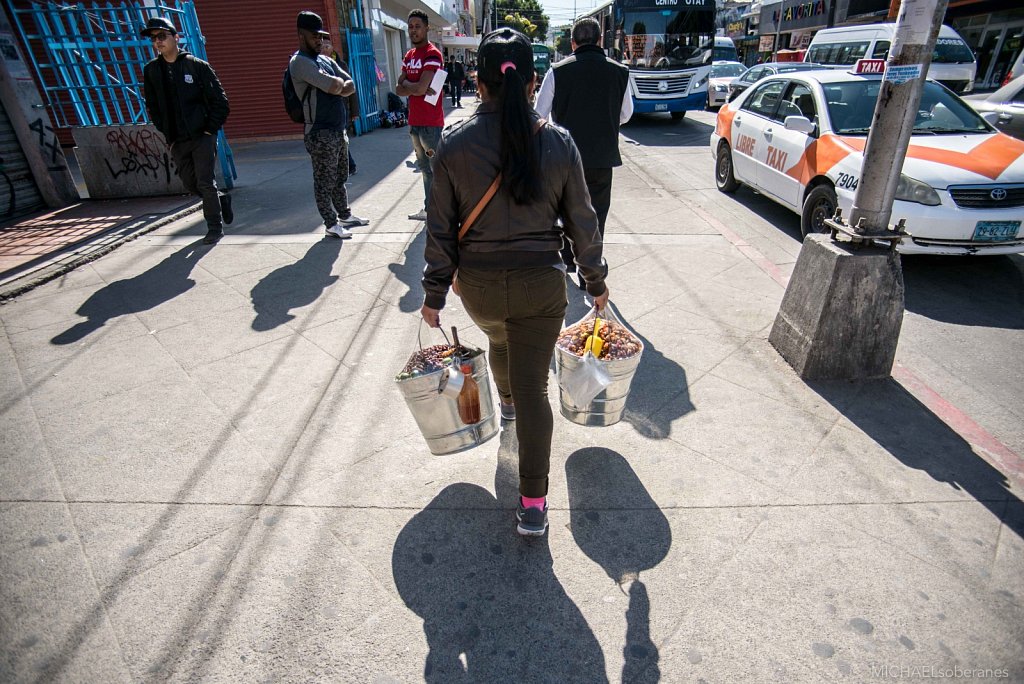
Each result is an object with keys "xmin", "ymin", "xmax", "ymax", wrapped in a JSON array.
[
  {"xmin": 391, "ymin": 431, "xmax": 609, "ymax": 682},
  {"xmin": 811, "ymin": 379, "xmax": 1024, "ymax": 541},
  {"xmin": 387, "ymin": 229, "xmax": 426, "ymax": 313},
  {"xmin": 902, "ymin": 255, "xmax": 1024, "ymax": 329},
  {"xmin": 50, "ymin": 240, "xmax": 210, "ymax": 345},
  {"xmin": 250, "ymin": 238, "xmax": 342, "ymax": 331},
  {"xmin": 566, "ymin": 448, "xmax": 671, "ymax": 684}
]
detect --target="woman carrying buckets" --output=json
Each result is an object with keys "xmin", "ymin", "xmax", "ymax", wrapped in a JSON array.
[{"xmin": 420, "ymin": 28, "xmax": 610, "ymax": 537}]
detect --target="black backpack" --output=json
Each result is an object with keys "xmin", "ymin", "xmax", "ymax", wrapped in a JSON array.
[{"xmin": 282, "ymin": 55, "xmax": 314, "ymax": 124}]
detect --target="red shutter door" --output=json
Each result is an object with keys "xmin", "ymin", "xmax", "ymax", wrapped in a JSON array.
[{"xmin": 195, "ymin": 0, "xmax": 337, "ymax": 139}]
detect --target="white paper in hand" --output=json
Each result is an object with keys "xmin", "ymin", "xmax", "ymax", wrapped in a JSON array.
[{"xmin": 423, "ymin": 69, "xmax": 448, "ymax": 106}]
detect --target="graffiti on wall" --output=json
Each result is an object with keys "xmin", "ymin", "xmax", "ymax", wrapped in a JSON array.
[
  {"xmin": 0, "ymin": 156, "xmax": 15, "ymax": 218},
  {"xmin": 102, "ymin": 127, "xmax": 176, "ymax": 184},
  {"xmin": 28, "ymin": 117, "xmax": 65, "ymax": 168}
]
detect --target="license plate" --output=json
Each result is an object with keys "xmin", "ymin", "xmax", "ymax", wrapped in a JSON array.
[
  {"xmin": 654, "ymin": 103, "xmax": 668, "ymax": 111},
  {"xmin": 972, "ymin": 220, "xmax": 1021, "ymax": 242}
]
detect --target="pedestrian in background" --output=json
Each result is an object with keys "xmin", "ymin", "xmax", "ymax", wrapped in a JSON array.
[
  {"xmin": 397, "ymin": 9, "xmax": 445, "ymax": 222},
  {"xmin": 449, "ymin": 57, "xmax": 466, "ymax": 107},
  {"xmin": 319, "ymin": 37, "xmax": 360, "ymax": 176},
  {"xmin": 290, "ymin": 11, "xmax": 368, "ymax": 239},
  {"xmin": 141, "ymin": 17, "xmax": 232, "ymax": 245},
  {"xmin": 420, "ymin": 29, "xmax": 609, "ymax": 537},
  {"xmin": 534, "ymin": 17, "xmax": 631, "ymax": 286}
]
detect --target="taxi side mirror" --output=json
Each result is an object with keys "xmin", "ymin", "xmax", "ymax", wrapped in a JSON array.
[{"xmin": 784, "ymin": 115, "xmax": 816, "ymax": 135}]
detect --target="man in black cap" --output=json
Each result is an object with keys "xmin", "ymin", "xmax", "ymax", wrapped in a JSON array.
[
  {"xmin": 289, "ymin": 11, "xmax": 368, "ymax": 239},
  {"xmin": 140, "ymin": 17, "xmax": 232, "ymax": 245}
]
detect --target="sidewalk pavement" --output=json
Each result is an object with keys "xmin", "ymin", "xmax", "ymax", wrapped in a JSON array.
[
  {"xmin": 0, "ymin": 196, "xmax": 199, "ymax": 300},
  {"xmin": 1, "ymin": 100, "xmax": 1022, "ymax": 682}
]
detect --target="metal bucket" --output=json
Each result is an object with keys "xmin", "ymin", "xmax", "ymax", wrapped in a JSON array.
[
  {"xmin": 556, "ymin": 343, "xmax": 643, "ymax": 427},
  {"xmin": 396, "ymin": 352, "xmax": 499, "ymax": 455}
]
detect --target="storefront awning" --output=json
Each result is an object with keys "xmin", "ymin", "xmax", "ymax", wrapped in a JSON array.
[{"xmin": 442, "ymin": 35, "xmax": 481, "ymax": 48}]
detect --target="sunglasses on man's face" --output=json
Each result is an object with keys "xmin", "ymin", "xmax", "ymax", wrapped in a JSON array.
[{"xmin": 149, "ymin": 32, "xmax": 172, "ymax": 42}]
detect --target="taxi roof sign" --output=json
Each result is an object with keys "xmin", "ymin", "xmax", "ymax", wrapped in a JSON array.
[{"xmin": 853, "ymin": 59, "xmax": 886, "ymax": 75}]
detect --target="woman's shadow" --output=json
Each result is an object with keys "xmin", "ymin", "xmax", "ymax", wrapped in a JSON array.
[
  {"xmin": 392, "ymin": 431, "xmax": 608, "ymax": 682},
  {"xmin": 250, "ymin": 238, "xmax": 342, "ymax": 331},
  {"xmin": 52, "ymin": 241, "xmax": 211, "ymax": 345},
  {"xmin": 566, "ymin": 448, "xmax": 672, "ymax": 684}
]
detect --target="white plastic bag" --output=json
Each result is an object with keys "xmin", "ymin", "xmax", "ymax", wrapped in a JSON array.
[{"xmin": 560, "ymin": 350, "xmax": 612, "ymax": 408}]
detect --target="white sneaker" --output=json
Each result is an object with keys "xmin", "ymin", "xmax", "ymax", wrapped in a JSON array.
[
  {"xmin": 338, "ymin": 214, "xmax": 369, "ymax": 227},
  {"xmin": 325, "ymin": 224, "xmax": 353, "ymax": 239},
  {"xmin": 408, "ymin": 210, "xmax": 428, "ymax": 221}
]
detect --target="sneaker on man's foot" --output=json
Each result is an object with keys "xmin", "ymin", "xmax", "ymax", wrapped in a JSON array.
[
  {"xmin": 338, "ymin": 214, "xmax": 369, "ymax": 227},
  {"xmin": 219, "ymin": 193, "xmax": 233, "ymax": 224},
  {"xmin": 202, "ymin": 229, "xmax": 223, "ymax": 245},
  {"xmin": 326, "ymin": 224, "xmax": 353, "ymax": 239},
  {"xmin": 516, "ymin": 499, "xmax": 548, "ymax": 537},
  {"xmin": 500, "ymin": 401, "xmax": 516, "ymax": 421},
  {"xmin": 408, "ymin": 209, "xmax": 428, "ymax": 221}
]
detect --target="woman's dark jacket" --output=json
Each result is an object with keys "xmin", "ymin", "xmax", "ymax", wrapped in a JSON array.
[
  {"xmin": 143, "ymin": 51, "xmax": 229, "ymax": 142},
  {"xmin": 422, "ymin": 101, "xmax": 606, "ymax": 310}
]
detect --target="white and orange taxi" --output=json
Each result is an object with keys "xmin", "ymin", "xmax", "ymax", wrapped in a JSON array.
[{"xmin": 710, "ymin": 59, "xmax": 1024, "ymax": 255}]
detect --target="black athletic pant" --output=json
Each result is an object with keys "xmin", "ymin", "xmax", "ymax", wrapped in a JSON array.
[
  {"xmin": 562, "ymin": 167, "xmax": 612, "ymax": 270},
  {"xmin": 171, "ymin": 134, "xmax": 222, "ymax": 230}
]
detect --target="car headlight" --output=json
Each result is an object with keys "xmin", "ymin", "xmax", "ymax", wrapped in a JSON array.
[
  {"xmin": 696, "ymin": 75, "xmax": 708, "ymax": 87},
  {"xmin": 894, "ymin": 174, "xmax": 941, "ymax": 206},
  {"xmin": 714, "ymin": 84, "xmax": 728, "ymax": 92}
]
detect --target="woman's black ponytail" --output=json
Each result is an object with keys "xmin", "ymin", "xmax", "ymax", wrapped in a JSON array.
[
  {"xmin": 478, "ymin": 29, "xmax": 541, "ymax": 205},
  {"xmin": 497, "ymin": 66, "xmax": 541, "ymax": 205}
]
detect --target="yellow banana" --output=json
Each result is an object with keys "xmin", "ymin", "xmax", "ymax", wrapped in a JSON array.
[{"xmin": 590, "ymin": 318, "xmax": 604, "ymax": 358}]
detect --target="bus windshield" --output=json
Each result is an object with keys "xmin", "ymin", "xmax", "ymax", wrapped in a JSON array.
[{"xmin": 609, "ymin": 0, "xmax": 716, "ymax": 71}]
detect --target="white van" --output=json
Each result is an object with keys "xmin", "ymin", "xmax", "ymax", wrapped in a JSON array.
[
  {"xmin": 714, "ymin": 36, "xmax": 738, "ymax": 62},
  {"xmin": 804, "ymin": 24, "xmax": 977, "ymax": 93}
]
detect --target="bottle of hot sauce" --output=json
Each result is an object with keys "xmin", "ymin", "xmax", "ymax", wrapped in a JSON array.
[{"xmin": 457, "ymin": 364, "xmax": 481, "ymax": 425}]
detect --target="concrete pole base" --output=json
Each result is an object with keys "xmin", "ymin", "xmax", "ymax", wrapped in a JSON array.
[{"xmin": 769, "ymin": 234, "xmax": 904, "ymax": 380}]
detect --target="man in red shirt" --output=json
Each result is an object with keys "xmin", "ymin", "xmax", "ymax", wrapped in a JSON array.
[{"xmin": 396, "ymin": 9, "xmax": 445, "ymax": 221}]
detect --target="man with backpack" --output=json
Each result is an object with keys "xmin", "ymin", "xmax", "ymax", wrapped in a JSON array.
[
  {"xmin": 287, "ymin": 11, "xmax": 368, "ymax": 239},
  {"xmin": 141, "ymin": 17, "xmax": 232, "ymax": 245}
]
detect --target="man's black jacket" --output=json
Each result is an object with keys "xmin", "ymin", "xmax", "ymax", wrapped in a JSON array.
[{"xmin": 143, "ymin": 50, "xmax": 229, "ymax": 142}]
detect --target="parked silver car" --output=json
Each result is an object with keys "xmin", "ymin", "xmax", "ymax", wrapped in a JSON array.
[{"xmin": 969, "ymin": 76, "xmax": 1024, "ymax": 141}]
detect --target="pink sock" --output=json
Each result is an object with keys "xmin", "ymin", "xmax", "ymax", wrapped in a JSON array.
[{"xmin": 521, "ymin": 496, "xmax": 545, "ymax": 510}]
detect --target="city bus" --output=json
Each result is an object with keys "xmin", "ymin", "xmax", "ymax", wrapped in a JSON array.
[
  {"xmin": 532, "ymin": 43, "xmax": 552, "ymax": 81},
  {"xmin": 580, "ymin": 0, "xmax": 720, "ymax": 119}
]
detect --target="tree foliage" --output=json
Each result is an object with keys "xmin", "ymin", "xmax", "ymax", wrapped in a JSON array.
[{"xmin": 494, "ymin": 0, "xmax": 549, "ymax": 41}]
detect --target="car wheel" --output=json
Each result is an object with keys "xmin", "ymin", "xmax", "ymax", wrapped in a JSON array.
[
  {"xmin": 715, "ymin": 141, "xmax": 740, "ymax": 193},
  {"xmin": 801, "ymin": 184, "xmax": 838, "ymax": 238},
  {"xmin": 671, "ymin": 111, "xmax": 686, "ymax": 121}
]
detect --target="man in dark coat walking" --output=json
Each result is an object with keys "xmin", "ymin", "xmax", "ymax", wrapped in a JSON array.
[
  {"xmin": 535, "ymin": 17, "xmax": 632, "ymax": 282},
  {"xmin": 141, "ymin": 17, "xmax": 232, "ymax": 244}
]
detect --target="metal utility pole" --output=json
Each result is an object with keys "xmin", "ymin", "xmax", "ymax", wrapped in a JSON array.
[
  {"xmin": 769, "ymin": 0, "xmax": 949, "ymax": 381},
  {"xmin": 772, "ymin": 0, "xmax": 783, "ymax": 61},
  {"xmin": 848, "ymin": 0, "xmax": 949, "ymax": 237}
]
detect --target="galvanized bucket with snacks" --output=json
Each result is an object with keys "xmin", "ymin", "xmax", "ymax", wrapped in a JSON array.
[
  {"xmin": 395, "ymin": 323, "xmax": 498, "ymax": 455},
  {"xmin": 555, "ymin": 305, "xmax": 644, "ymax": 427}
]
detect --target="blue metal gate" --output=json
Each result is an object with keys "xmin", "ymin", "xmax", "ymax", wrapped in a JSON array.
[
  {"xmin": 8, "ymin": 1, "xmax": 236, "ymax": 188},
  {"xmin": 345, "ymin": 28, "xmax": 381, "ymax": 135}
]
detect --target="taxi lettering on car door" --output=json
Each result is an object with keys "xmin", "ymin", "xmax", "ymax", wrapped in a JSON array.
[{"xmin": 719, "ymin": 79, "xmax": 816, "ymax": 207}]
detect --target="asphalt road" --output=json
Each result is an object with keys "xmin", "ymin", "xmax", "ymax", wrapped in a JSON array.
[{"xmin": 620, "ymin": 107, "xmax": 1024, "ymax": 456}]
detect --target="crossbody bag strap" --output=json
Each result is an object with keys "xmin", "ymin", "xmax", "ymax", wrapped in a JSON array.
[
  {"xmin": 456, "ymin": 118, "xmax": 547, "ymax": 242},
  {"xmin": 458, "ymin": 174, "xmax": 501, "ymax": 240}
]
